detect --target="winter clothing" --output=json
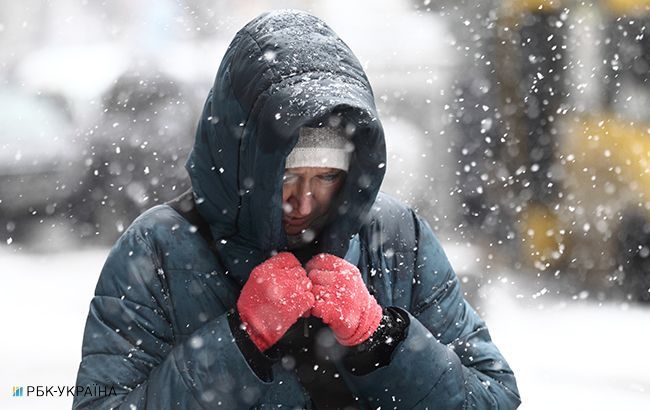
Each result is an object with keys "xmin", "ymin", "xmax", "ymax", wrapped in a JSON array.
[
  {"xmin": 285, "ymin": 126, "xmax": 352, "ymax": 171},
  {"xmin": 307, "ymin": 253, "xmax": 383, "ymax": 346},
  {"xmin": 237, "ymin": 252, "xmax": 314, "ymax": 351},
  {"xmin": 343, "ymin": 307, "xmax": 409, "ymax": 374},
  {"xmin": 73, "ymin": 9, "xmax": 520, "ymax": 410}
]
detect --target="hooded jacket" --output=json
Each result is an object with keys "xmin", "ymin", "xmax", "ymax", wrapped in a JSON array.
[{"xmin": 74, "ymin": 10, "xmax": 520, "ymax": 409}]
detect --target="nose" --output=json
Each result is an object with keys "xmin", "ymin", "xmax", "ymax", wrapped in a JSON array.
[{"xmin": 293, "ymin": 180, "xmax": 314, "ymax": 216}]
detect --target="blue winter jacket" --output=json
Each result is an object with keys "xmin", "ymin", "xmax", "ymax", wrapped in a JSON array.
[{"xmin": 73, "ymin": 10, "xmax": 520, "ymax": 409}]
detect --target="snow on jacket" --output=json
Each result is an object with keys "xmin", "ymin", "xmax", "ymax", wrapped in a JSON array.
[{"xmin": 73, "ymin": 10, "xmax": 520, "ymax": 409}]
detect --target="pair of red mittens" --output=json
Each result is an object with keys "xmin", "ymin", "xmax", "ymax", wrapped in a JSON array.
[{"xmin": 237, "ymin": 252, "xmax": 382, "ymax": 351}]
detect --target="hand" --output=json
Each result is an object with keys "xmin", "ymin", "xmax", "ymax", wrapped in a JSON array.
[
  {"xmin": 237, "ymin": 252, "xmax": 315, "ymax": 351},
  {"xmin": 306, "ymin": 253, "xmax": 382, "ymax": 346}
]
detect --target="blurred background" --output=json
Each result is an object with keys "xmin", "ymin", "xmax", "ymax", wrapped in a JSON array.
[{"xmin": 1, "ymin": 0, "xmax": 650, "ymax": 408}]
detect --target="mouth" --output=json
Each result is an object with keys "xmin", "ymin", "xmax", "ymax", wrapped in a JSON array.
[
  {"xmin": 284, "ymin": 216, "xmax": 309, "ymax": 226},
  {"xmin": 283, "ymin": 217, "xmax": 311, "ymax": 234}
]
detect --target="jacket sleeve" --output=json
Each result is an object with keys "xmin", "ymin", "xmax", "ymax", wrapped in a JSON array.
[
  {"xmin": 72, "ymin": 227, "xmax": 272, "ymax": 409},
  {"xmin": 340, "ymin": 214, "xmax": 521, "ymax": 409}
]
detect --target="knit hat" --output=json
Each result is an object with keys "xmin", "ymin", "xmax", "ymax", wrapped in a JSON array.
[{"xmin": 285, "ymin": 126, "xmax": 352, "ymax": 171}]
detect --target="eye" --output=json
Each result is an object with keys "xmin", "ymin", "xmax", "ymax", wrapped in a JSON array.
[
  {"xmin": 318, "ymin": 172, "xmax": 342, "ymax": 183},
  {"xmin": 283, "ymin": 173, "xmax": 298, "ymax": 184}
]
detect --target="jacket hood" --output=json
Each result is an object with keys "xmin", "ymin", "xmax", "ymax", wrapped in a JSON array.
[{"xmin": 185, "ymin": 10, "xmax": 386, "ymax": 276}]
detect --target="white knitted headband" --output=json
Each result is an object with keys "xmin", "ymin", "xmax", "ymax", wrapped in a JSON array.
[{"xmin": 285, "ymin": 126, "xmax": 351, "ymax": 171}]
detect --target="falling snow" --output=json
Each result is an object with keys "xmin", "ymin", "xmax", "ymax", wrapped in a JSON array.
[{"xmin": 1, "ymin": 1, "xmax": 650, "ymax": 408}]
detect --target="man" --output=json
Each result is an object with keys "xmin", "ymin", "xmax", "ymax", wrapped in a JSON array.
[{"xmin": 74, "ymin": 10, "xmax": 520, "ymax": 409}]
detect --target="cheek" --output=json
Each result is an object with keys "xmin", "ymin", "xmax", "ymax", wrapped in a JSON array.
[
  {"xmin": 314, "ymin": 182, "xmax": 343, "ymax": 211},
  {"xmin": 282, "ymin": 185, "xmax": 293, "ymax": 203}
]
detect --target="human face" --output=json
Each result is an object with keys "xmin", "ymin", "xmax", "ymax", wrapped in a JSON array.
[{"xmin": 282, "ymin": 167, "xmax": 346, "ymax": 237}]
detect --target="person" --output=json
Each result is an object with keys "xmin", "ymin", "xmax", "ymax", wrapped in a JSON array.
[{"xmin": 73, "ymin": 9, "xmax": 520, "ymax": 409}]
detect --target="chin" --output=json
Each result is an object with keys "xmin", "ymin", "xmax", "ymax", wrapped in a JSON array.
[
  {"xmin": 286, "ymin": 229, "xmax": 318, "ymax": 250},
  {"xmin": 285, "ymin": 227, "xmax": 305, "ymax": 236}
]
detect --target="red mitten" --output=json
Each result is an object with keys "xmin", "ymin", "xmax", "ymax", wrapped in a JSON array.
[
  {"xmin": 306, "ymin": 253, "xmax": 383, "ymax": 346},
  {"xmin": 237, "ymin": 252, "xmax": 315, "ymax": 351}
]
